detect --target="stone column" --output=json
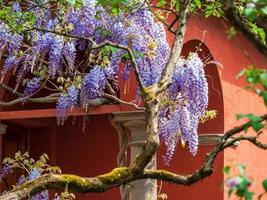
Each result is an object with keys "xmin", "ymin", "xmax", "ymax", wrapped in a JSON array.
[{"xmin": 113, "ymin": 111, "xmax": 157, "ymax": 200}]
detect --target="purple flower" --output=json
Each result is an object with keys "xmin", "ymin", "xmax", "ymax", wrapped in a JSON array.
[
  {"xmin": 159, "ymin": 111, "xmax": 181, "ymax": 165},
  {"xmin": 0, "ymin": 164, "xmax": 13, "ymax": 181},
  {"xmin": 226, "ymin": 177, "xmax": 242, "ymax": 188},
  {"xmin": 28, "ymin": 169, "xmax": 49, "ymax": 200},
  {"xmin": 159, "ymin": 53, "xmax": 208, "ymax": 162},
  {"xmin": 2, "ymin": 56, "xmax": 19, "ymax": 73},
  {"xmin": 12, "ymin": 2, "xmax": 21, "ymax": 12},
  {"xmin": 8, "ymin": 34, "xmax": 23, "ymax": 54},
  {"xmin": 57, "ymin": 85, "xmax": 79, "ymax": 124},
  {"xmin": 17, "ymin": 175, "xmax": 26, "ymax": 185},
  {"xmin": 63, "ymin": 41, "xmax": 76, "ymax": 69},
  {"xmin": 80, "ymin": 66, "xmax": 107, "ymax": 107},
  {"xmin": 23, "ymin": 78, "xmax": 41, "ymax": 97},
  {"xmin": 29, "ymin": 168, "xmax": 41, "ymax": 180},
  {"xmin": 49, "ymin": 36, "xmax": 64, "ymax": 76}
]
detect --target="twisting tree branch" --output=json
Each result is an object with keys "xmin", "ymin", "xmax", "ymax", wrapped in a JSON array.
[
  {"xmin": 103, "ymin": 93, "xmax": 145, "ymax": 110},
  {"xmin": 0, "ymin": 82, "xmax": 109, "ymax": 107},
  {"xmin": 0, "ymin": 83, "xmax": 59, "ymax": 105},
  {"xmin": 1, "ymin": 113, "xmax": 266, "ymax": 200}
]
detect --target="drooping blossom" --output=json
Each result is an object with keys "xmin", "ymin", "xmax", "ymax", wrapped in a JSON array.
[
  {"xmin": 23, "ymin": 78, "xmax": 41, "ymax": 97},
  {"xmin": 57, "ymin": 85, "xmax": 79, "ymax": 124}
]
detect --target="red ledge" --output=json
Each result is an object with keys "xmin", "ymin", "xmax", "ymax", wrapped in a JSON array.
[{"xmin": 0, "ymin": 105, "xmax": 124, "ymax": 120}]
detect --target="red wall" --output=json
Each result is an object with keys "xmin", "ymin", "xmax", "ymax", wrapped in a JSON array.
[
  {"xmin": 182, "ymin": 15, "xmax": 267, "ymax": 198},
  {"xmin": 1, "ymin": 13, "xmax": 267, "ymax": 200},
  {"xmin": 56, "ymin": 115, "xmax": 120, "ymax": 200}
]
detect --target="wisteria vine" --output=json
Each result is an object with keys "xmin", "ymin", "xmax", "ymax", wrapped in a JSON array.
[{"xmin": 0, "ymin": 0, "xmax": 208, "ymax": 164}]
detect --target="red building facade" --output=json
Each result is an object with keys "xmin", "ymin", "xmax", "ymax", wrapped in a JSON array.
[{"xmin": 0, "ymin": 15, "xmax": 266, "ymax": 200}]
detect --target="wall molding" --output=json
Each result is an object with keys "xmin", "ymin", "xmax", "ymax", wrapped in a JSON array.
[{"xmin": 113, "ymin": 111, "xmax": 224, "ymax": 146}]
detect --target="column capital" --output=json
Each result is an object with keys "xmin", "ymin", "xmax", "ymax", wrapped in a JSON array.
[
  {"xmin": 112, "ymin": 110, "xmax": 146, "ymax": 123},
  {"xmin": 113, "ymin": 110, "xmax": 146, "ymax": 131},
  {"xmin": 113, "ymin": 111, "xmax": 147, "ymax": 145}
]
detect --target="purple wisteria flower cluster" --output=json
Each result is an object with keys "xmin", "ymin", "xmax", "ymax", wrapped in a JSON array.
[
  {"xmin": 0, "ymin": 164, "xmax": 12, "ymax": 181},
  {"xmin": 23, "ymin": 78, "xmax": 41, "ymax": 97},
  {"xmin": 57, "ymin": 85, "xmax": 79, "ymax": 124},
  {"xmin": 0, "ymin": 0, "xmax": 170, "ymax": 115},
  {"xmin": 0, "ymin": 1, "xmax": 209, "ymax": 162},
  {"xmin": 159, "ymin": 53, "xmax": 208, "ymax": 164}
]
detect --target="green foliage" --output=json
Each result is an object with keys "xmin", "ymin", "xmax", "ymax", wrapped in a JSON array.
[
  {"xmin": 236, "ymin": 113, "xmax": 264, "ymax": 132},
  {"xmin": 227, "ymin": 26, "xmax": 237, "ymax": 39},
  {"xmin": 203, "ymin": 1, "xmax": 223, "ymax": 18},
  {"xmin": 225, "ymin": 164, "xmax": 254, "ymax": 200},
  {"xmin": 65, "ymin": 0, "xmax": 84, "ymax": 8},
  {"xmin": 243, "ymin": 0, "xmax": 267, "ymax": 22},
  {"xmin": 262, "ymin": 179, "xmax": 267, "ymax": 192},
  {"xmin": 0, "ymin": 5, "xmax": 35, "ymax": 32},
  {"xmin": 224, "ymin": 166, "xmax": 231, "ymax": 175},
  {"xmin": 1, "ymin": 151, "xmax": 78, "ymax": 199},
  {"xmin": 156, "ymin": 0, "xmax": 167, "ymax": 8},
  {"xmin": 247, "ymin": 21, "xmax": 266, "ymax": 44},
  {"xmin": 3, "ymin": 151, "xmax": 62, "ymax": 175},
  {"xmin": 96, "ymin": 0, "xmax": 131, "ymax": 15},
  {"xmin": 238, "ymin": 66, "xmax": 267, "ymax": 106},
  {"xmin": 236, "ymin": 0, "xmax": 267, "ymax": 44},
  {"xmin": 225, "ymin": 164, "xmax": 267, "ymax": 200}
]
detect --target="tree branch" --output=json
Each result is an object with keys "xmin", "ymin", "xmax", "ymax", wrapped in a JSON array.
[
  {"xmin": 1, "ymin": 113, "xmax": 266, "ymax": 199},
  {"xmin": 157, "ymin": 0, "xmax": 192, "ymax": 93},
  {"xmin": 103, "ymin": 93, "xmax": 145, "ymax": 110},
  {"xmin": 0, "ymin": 83, "xmax": 109, "ymax": 107},
  {"xmin": 223, "ymin": 0, "xmax": 267, "ymax": 56}
]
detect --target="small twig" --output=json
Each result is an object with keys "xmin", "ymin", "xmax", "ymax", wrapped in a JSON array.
[
  {"xmin": 0, "ymin": 94, "xmax": 59, "ymax": 106},
  {"xmin": 103, "ymin": 93, "xmax": 145, "ymax": 110}
]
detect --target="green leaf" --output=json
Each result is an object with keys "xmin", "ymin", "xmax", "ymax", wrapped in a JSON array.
[
  {"xmin": 224, "ymin": 166, "xmax": 231, "ymax": 175},
  {"xmin": 156, "ymin": 0, "xmax": 166, "ymax": 7},
  {"xmin": 237, "ymin": 163, "xmax": 246, "ymax": 173},
  {"xmin": 251, "ymin": 121, "xmax": 264, "ymax": 132},
  {"xmin": 237, "ymin": 113, "xmax": 263, "ymax": 132},
  {"xmin": 244, "ymin": 7, "xmax": 257, "ymax": 21},
  {"xmin": 111, "ymin": 6, "xmax": 119, "ymax": 16},
  {"xmin": 256, "ymin": 27, "xmax": 266, "ymax": 44},
  {"xmin": 245, "ymin": 192, "xmax": 254, "ymax": 200},
  {"xmin": 262, "ymin": 179, "xmax": 267, "ymax": 192},
  {"xmin": 193, "ymin": 0, "xmax": 201, "ymax": 9},
  {"xmin": 228, "ymin": 188, "xmax": 234, "ymax": 197},
  {"xmin": 259, "ymin": 91, "xmax": 267, "ymax": 107},
  {"xmin": 261, "ymin": 6, "xmax": 267, "ymax": 15},
  {"xmin": 236, "ymin": 114, "xmax": 246, "ymax": 120}
]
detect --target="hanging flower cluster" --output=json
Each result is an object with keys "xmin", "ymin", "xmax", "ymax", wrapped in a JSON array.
[
  {"xmin": 159, "ymin": 53, "xmax": 208, "ymax": 164},
  {"xmin": 0, "ymin": 0, "xmax": 208, "ymax": 162}
]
